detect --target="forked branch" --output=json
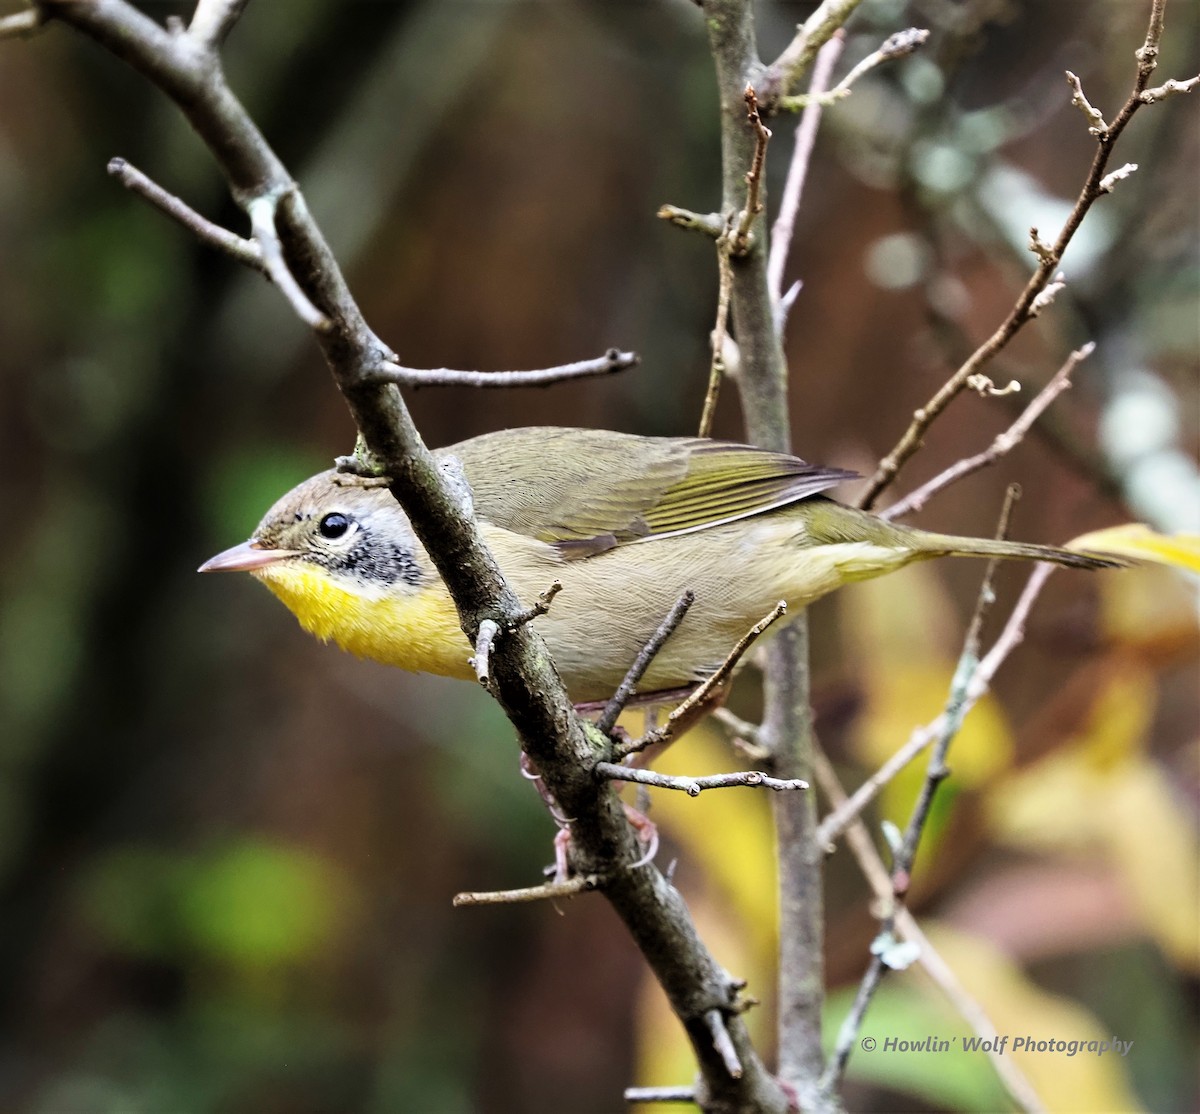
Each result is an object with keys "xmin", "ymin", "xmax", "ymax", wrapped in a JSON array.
[{"xmin": 857, "ymin": 0, "xmax": 1197, "ymax": 509}]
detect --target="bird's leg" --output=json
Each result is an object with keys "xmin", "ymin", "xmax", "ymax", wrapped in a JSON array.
[
  {"xmin": 552, "ymin": 827, "xmax": 573, "ymax": 885},
  {"xmin": 522, "ymin": 753, "xmax": 659, "ymax": 881},
  {"xmin": 519, "ymin": 751, "xmax": 573, "ymax": 827},
  {"xmin": 521, "ymin": 753, "xmax": 580, "ymax": 883},
  {"xmin": 623, "ymin": 801, "xmax": 660, "ymax": 871}
]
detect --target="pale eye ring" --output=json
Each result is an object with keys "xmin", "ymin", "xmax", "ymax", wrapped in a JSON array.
[{"xmin": 318, "ymin": 512, "xmax": 351, "ymax": 539}]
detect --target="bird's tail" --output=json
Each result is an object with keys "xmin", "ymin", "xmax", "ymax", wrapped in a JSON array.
[{"xmin": 918, "ymin": 532, "xmax": 1125, "ymax": 570}]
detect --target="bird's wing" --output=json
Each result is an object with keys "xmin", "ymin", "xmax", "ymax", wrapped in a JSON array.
[{"xmin": 446, "ymin": 427, "xmax": 857, "ymax": 557}]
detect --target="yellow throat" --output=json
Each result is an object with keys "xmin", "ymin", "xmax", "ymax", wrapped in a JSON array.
[{"xmin": 254, "ymin": 563, "xmax": 473, "ymax": 682}]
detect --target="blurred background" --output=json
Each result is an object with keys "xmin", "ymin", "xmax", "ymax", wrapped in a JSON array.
[{"xmin": 0, "ymin": 1, "xmax": 1196, "ymax": 1111}]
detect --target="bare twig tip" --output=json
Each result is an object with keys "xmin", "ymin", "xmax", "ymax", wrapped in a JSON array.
[
  {"xmin": 471, "ymin": 618, "xmax": 501, "ymax": 687},
  {"xmin": 1140, "ymin": 74, "xmax": 1200, "ymax": 103},
  {"xmin": 0, "ymin": 6, "xmax": 44, "ymax": 39},
  {"xmin": 370, "ymin": 350, "xmax": 638, "ymax": 390},
  {"xmin": 1099, "ymin": 162, "xmax": 1138, "ymax": 192}
]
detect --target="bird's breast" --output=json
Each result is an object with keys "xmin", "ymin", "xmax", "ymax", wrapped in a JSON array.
[{"xmin": 254, "ymin": 563, "xmax": 474, "ymax": 680}]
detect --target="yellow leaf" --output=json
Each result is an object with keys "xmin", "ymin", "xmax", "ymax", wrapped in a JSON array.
[
  {"xmin": 1099, "ymin": 563, "xmax": 1199, "ymax": 648},
  {"xmin": 841, "ymin": 561, "xmax": 960, "ymax": 669},
  {"xmin": 989, "ymin": 665, "xmax": 1156, "ymax": 847},
  {"xmin": 988, "ymin": 665, "xmax": 1199, "ymax": 970},
  {"xmin": 855, "ymin": 663, "xmax": 1014, "ymax": 787},
  {"xmin": 1068, "ymin": 523, "xmax": 1200, "ymax": 572},
  {"xmin": 1100, "ymin": 756, "xmax": 1200, "ymax": 972}
]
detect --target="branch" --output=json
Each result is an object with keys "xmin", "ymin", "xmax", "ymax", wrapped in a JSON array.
[
  {"xmin": 732, "ymin": 86, "xmax": 771, "ymax": 255},
  {"xmin": 1065, "ymin": 70, "xmax": 1108, "ymax": 135},
  {"xmin": 882, "ymin": 343, "xmax": 1093, "ymax": 521},
  {"xmin": 711, "ymin": 707, "xmax": 770, "ymax": 763},
  {"xmin": 823, "ymin": 492, "xmax": 1018, "ymax": 1092},
  {"xmin": 595, "ymin": 763, "xmax": 808, "ymax": 797},
  {"xmin": 706, "ymin": 2, "xmax": 831, "ymax": 1102},
  {"xmin": 614, "ymin": 601, "xmax": 788, "ymax": 760},
  {"xmin": 705, "ymin": 1009, "xmax": 744, "ymax": 1078},
  {"xmin": 809, "ymin": 743, "xmax": 1046, "ymax": 1113},
  {"xmin": 856, "ymin": 0, "xmax": 1186, "ymax": 510},
  {"xmin": 625, "ymin": 1086, "xmax": 697, "ymax": 1105},
  {"xmin": 453, "ymin": 874, "xmax": 600, "ymax": 907},
  {"xmin": 768, "ymin": 32, "xmax": 844, "ymax": 306},
  {"xmin": 762, "ymin": 0, "xmax": 866, "ymax": 105},
  {"xmin": 0, "ymin": 5, "xmax": 42, "ymax": 38},
  {"xmin": 469, "ymin": 619, "xmax": 500, "ymax": 687},
  {"xmin": 1139, "ymin": 73, "xmax": 1200, "ymax": 102},
  {"xmin": 188, "ymin": 0, "xmax": 248, "ymax": 49},
  {"xmin": 598, "ymin": 591, "xmax": 695, "ymax": 736},
  {"xmin": 246, "ymin": 192, "xmax": 332, "ymax": 331},
  {"xmin": 657, "ymin": 205, "xmax": 725, "ymax": 238},
  {"xmin": 698, "ymin": 85, "xmax": 772, "ymax": 436},
  {"xmin": 777, "ymin": 28, "xmax": 929, "ymax": 112},
  {"xmin": 699, "ymin": 238, "xmax": 735, "ymax": 437},
  {"xmin": 509, "ymin": 579, "xmax": 563, "ymax": 628},
  {"xmin": 816, "ymin": 562, "xmax": 1055, "ymax": 848},
  {"xmin": 107, "ymin": 156, "xmax": 265, "ymax": 271},
  {"xmin": 369, "ymin": 348, "xmax": 640, "ymax": 390}
]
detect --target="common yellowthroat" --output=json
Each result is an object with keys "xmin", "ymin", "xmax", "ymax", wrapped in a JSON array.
[{"xmin": 200, "ymin": 427, "xmax": 1115, "ymax": 702}]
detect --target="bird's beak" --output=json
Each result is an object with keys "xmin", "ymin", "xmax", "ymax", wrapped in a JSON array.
[{"xmin": 198, "ymin": 539, "xmax": 295, "ymax": 573}]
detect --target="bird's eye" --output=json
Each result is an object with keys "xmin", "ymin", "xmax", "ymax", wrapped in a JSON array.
[{"xmin": 318, "ymin": 512, "xmax": 351, "ymax": 539}]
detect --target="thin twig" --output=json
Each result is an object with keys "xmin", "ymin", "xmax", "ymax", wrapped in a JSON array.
[
  {"xmin": 1065, "ymin": 71, "xmax": 1108, "ymax": 134},
  {"xmin": 509, "ymin": 580, "xmax": 563, "ymax": 628},
  {"xmin": 810, "ymin": 743, "xmax": 1045, "ymax": 1112},
  {"xmin": 705, "ymin": 1010, "xmax": 744, "ymax": 1079},
  {"xmin": 624, "ymin": 1085, "xmax": 697, "ymax": 1105},
  {"xmin": 710, "ymin": 707, "xmax": 761, "ymax": 745},
  {"xmin": 1139, "ymin": 73, "xmax": 1200, "ymax": 102},
  {"xmin": 188, "ymin": 0, "xmax": 249, "ymax": 48},
  {"xmin": 370, "ymin": 348, "xmax": 640, "ymax": 390},
  {"xmin": 614, "ymin": 602, "xmax": 788, "ymax": 760},
  {"xmin": 595, "ymin": 763, "xmax": 808, "ymax": 797},
  {"xmin": 452, "ymin": 874, "xmax": 600, "ymax": 907},
  {"xmin": 711, "ymin": 707, "xmax": 769, "ymax": 761},
  {"xmin": 778, "ymin": 28, "xmax": 929, "ymax": 112},
  {"xmin": 598, "ymin": 591, "xmax": 695, "ymax": 736},
  {"xmin": 883, "ymin": 343, "xmax": 1093, "ymax": 520},
  {"xmin": 1098, "ymin": 162, "xmax": 1139, "ymax": 193},
  {"xmin": 732, "ymin": 86, "xmax": 771, "ymax": 255},
  {"xmin": 763, "ymin": 0, "xmax": 867, "ymax": 104},
  {"xmin": 856, "ymin": 1, "xmax": 1184, "ymax": 510},
  {"xmin": 823, "ymin": 493, "xmax": 1018, "ymax": 1090},
  {"xmin": 816, "ymin": 563, "xmax": 1054, "ymax": 847},
  {"xmin": 0, "ymin": 5, "xmax": 42, "ymax": 37},
  {"xmin": 768, "ymin": 33, "xmax": 845, "ymax": 305},
  {"xmin": 699, "ymin": 85, "xmax": 772, "ymax": 434},
  {"xmin": 107, "ymin": 157, "xmax": 266, "ymax": 271},
  {"xmin": 246, "ymin": 192, "xmax": 332, "ymax": 331},
  {"xmin": 699, "ymin": 243, "xmax": 735, "ymax": 437},
  {"xmin": 469, "ymin": 619, "xmax": 500, "ymax": 687},
  {"xmin": 958, "ymin": 483, "xmax": 1019, "ymax": 652},
  {"xmin": 656, "ymin": 205, "xmax": 725, "ymax": 238}
]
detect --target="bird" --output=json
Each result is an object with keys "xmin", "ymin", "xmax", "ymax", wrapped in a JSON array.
[{"xmin": 199, "ymin": 427, "xmax": 1117, "ymax": 703}]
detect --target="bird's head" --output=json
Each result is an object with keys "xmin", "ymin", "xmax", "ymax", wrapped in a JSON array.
[{"xmin": 199, "ymin": 471, "xmax": 428, "ymax": 599}]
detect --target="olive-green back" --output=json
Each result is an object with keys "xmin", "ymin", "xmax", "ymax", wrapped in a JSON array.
[{"xmin": 445, "ymin": 427, "xmax": 857, "ymax": 556}]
